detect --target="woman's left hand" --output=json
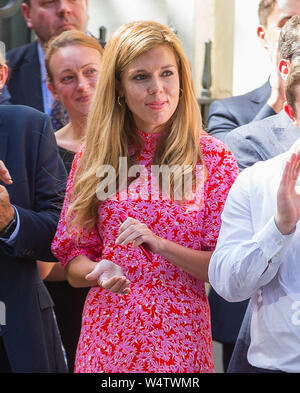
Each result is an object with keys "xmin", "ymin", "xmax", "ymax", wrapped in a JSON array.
[{"xmin": 115, "ymin": 217, "xmax": 162, "ymax": 254}]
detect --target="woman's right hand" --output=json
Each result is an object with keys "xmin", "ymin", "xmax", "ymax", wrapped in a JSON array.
[{"xmin": 85, "ymin": 259, "xmax": 131, "ymax": 294}]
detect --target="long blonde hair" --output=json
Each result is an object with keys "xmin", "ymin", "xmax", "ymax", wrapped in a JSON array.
[{"xmin": 68, "ymin": 21, "xmax": 205, "ymax": 230}]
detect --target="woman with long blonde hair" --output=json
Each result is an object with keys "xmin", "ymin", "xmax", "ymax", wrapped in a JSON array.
[{"xmin": 52, "ymin": 21, "xmax": 238, "ymax": 373}]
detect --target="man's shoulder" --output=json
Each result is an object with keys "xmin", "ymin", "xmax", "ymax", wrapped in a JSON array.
[
  {"xmin": 0, "ymin": 105, "xmax": 48, "ymax": 128},
  {"xmin": 227, "ymin": 112, "xmax": 284, "ymax": 140},
  {"xmin": 210, "ymin": 82, "xmax": 270, "ymax": 111},
  {"xmin": 6, "ymin": 41, "xmax": 38, "ymax": 67}
]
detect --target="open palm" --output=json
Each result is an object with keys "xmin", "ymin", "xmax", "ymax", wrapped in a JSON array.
[{"xmin": 275, "ymin": 152, "xmax": 300, "ymax": 235}]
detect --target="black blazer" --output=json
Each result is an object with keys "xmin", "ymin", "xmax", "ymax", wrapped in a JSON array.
[
  {"xmin": 0, "ymin": 105, "xmax": 68, "ymax": 372},
  {"xmin": 207, "ymin": 81, "xmax": 275, "ymax": 142},
  {"xmin": 6, "ymin": 41, "xmax": 44, "ymax": 112}
]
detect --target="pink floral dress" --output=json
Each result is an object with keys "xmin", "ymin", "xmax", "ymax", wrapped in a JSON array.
[{"xmin": 51, "ymin": 131, "xmax": 239, "ymax": 373}]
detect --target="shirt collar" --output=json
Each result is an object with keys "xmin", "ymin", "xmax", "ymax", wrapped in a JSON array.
[{"xmin": 37, "ymin": 42, "xmax": 47, "ymax": 83}]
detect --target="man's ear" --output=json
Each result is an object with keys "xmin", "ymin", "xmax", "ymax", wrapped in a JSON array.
[
  {"xmin": 0, "ymin": 64, "xmax": 8, "ymax": 89},
  {"xmin": 21, "ymin": 3, "xmax": 33, "ymax": 30},
  {"xmin": 48, "ymin": 81, "xmax": 60, "ymax": 101},
  {"xmin": 284, "ymin": 101, "xmax": 297, "ymax": 125},
  {"xmin": 257, "ymin": 25, "xmax": 268, "ymax": 51},
  {"xmin": 279, "ymin": 59, "xmax": 290, "ymax": 81}
]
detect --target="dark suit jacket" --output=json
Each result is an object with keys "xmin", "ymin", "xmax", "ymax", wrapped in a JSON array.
[
  {"xmin": 6, "ymin": 41, "xmax": 44, "ymax": 112},
  {"xmin": 0, "ymin": 105, "xmax": 68, "ymax": 373},
  {"xmin": 207, "ymin": 81, "xmax": 275, "ymax": 142},
  {"xmin": 225, "ymin": 110, "xmax": 300, "ymax": 171}
]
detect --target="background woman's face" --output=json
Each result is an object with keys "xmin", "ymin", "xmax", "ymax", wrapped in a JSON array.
[
  {"xmin": 119, "ymin": 45, "xmax": 180, "ymax": 134},
  {"xmin": 49, "ymin": 44, "xmax": 102, "ymax": 118}
]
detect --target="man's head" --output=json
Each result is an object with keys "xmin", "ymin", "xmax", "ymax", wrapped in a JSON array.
[
  {"xmin": 257, "ymin": 0, "xmax": 300, "ymax": 60},
  {"xmin": 284, "ymin": 56, "xmax": 300, "ymax": 125},
  {"xmin": 277, "ymin": 15, "xmax": 300, "ymax": 82},
  {"xmin": 279, "ymin": 13, "xmax": 300, "ymax": 60},
  {"xmin": 21, "ymin": 0, "xmax": 89, "ymax": 47}
]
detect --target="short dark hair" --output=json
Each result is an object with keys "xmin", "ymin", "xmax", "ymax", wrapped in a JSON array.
[
  {"xmin": 258, "ymin": 0, "xmax": 277, "ymax": 26},
  {"xmin": 279, "ymin": 14, "xmax": 300, "ymax": 60},
  {"xmin": 286, "ymin": 56, "xmax": 300, "ymax": 113},
  {"xmin": 22, "ymin": 0, "xmax": 30, "ymax": 6}
]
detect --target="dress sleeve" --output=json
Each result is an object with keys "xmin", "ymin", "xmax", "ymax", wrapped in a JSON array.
[
  {"xmin": 199, "ymin": 136, "xmax": 239, "ymax": 250},
  {"xmin": 51, "ymin": 147, "xmax": 103, "ymax": 267}
]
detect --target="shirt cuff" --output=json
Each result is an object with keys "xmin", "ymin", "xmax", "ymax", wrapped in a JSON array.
[
  {"xmin": 253, "ymin": 215, "xmax": 295, "ymax": 267},
  {"xmin": 0, "ymin": 206, "xmax": 20, "ymax": 245}
]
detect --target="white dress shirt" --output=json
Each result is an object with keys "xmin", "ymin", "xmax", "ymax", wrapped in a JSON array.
[{"xmin": 209, "ymin": 138, "xmax": 300, "ymax": 373}]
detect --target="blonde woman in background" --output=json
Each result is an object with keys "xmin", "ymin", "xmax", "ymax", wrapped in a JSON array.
[
  {"xmin": 52, "ymin": 21, "xmax": 238, "ymax": 373},
  {"xmin": 38, "ymin": 30, "xmax": 103, "ymax": 372},
  {"xmin": 46, "ymin": 29, "xmax": 103, "ymax": 172}
]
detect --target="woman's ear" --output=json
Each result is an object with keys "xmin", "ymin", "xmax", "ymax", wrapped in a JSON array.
[
  {"xmin": 115, "ymin": 79, "xmax": 124, "ymax": 98},
  {"xmin": 48, "ymin": 81, "xmax": 60, "ymax": 101}
]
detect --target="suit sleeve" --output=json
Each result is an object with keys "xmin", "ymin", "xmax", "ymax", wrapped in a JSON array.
[
  {"xmin": 0, "ymin": 115, "xmax": 68, "ymax": 261},
  {"xmin": 252, "ymin": 103, "xmax": 275, "ymax": 122},
  {"xmin": 206, "ymin": 100, "xmax": 239, "ymax": 143},
  {"xmin": 225, "ymin": 131, "xmax": 264, "ymax": 172}
]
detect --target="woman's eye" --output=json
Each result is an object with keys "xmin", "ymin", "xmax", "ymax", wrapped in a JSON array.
[
  {"xmin": 86, "ymin": 68, "xmax": 98, "ymax": 76},
  {"xmin": 133, "ymin": 74, "xmax": 148, "ymax": 81},
  {"xmin": 162, "ymin": 70, "xmax": 173, "ymax": 77},
  {"xmin": 61, "ymin": 75, "xmax": 74, "ymax": 83}
]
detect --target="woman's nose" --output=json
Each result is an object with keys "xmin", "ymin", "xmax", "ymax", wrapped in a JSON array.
[
  {"xmin": 77, "ymin": 75, "xmax": 89, "ymax": 91},
  {"xmin": 147, "ymin": 77, "xmax": 162, "ymax": 95}
]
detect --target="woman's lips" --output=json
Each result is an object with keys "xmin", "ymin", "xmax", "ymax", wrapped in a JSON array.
[
  {"xmin": 147, "ymin": 101, "xmax": 167, "ymax": 110},
  {"xmin": 76, "ymin": 95, "xmax": 92, "ymax": 103}
]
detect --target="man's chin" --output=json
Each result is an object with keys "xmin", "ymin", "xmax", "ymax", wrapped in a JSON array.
[{"xmin": 57, "ymin": 24, "xmax": 77, "ymax": 35}]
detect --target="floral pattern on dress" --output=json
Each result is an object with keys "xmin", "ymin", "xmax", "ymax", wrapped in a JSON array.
[{"xmin": 51, "ymin": 131, "xmax": 239, "ymax": 373}]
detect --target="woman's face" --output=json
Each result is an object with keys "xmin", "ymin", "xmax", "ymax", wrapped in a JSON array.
[
  {"xmin": 118, "ymin": 45, "xmax": 180, "ymax": 134},
  {"xmin": 48, "ymin": 44, "xmax": 102, "ymax": 119}
]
